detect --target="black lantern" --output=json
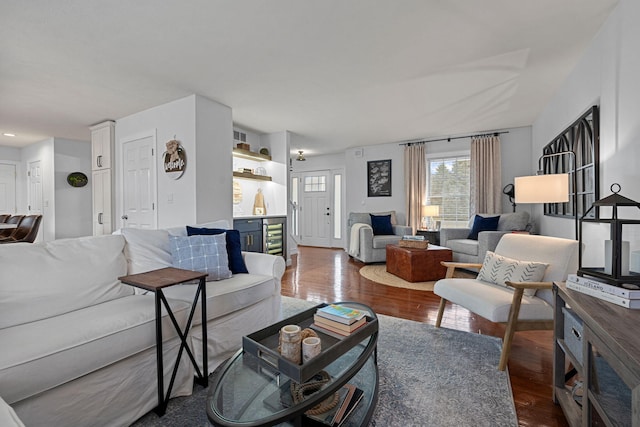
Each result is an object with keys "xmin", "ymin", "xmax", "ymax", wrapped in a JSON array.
[{"xmin": 578, "ymin": 183, "xmax": 640, "ymax": 286}]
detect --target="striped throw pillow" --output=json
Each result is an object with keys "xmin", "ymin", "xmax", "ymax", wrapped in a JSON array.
[{"xmin": 477, "ymin": 251, "xmax": 548, "ymax": 296}]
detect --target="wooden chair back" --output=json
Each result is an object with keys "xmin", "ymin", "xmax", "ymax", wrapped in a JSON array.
[
  {"xmin": 0, "ymin": 215, "xmax": 24, "ymax": 238},
  {"xmin": 7, "ymin": 215, "xmax": 42, "ymax": 243}
]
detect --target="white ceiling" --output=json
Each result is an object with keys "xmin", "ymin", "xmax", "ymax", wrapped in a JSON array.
[{"xmin": 0, "ymin": 0, "xmax": 618, "ymax": 156}]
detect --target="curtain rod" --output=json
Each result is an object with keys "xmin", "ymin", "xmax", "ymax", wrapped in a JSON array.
[{"xmin": 399, "ymin": 130, "xmax": 509, "ymax": 146}]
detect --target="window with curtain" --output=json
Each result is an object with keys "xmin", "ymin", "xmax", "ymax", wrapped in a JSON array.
[{"xmin": 427, "ymin": 154, "xmax": 470, "ymax": 228}]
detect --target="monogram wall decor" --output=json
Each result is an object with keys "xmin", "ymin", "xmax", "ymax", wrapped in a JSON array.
[{"xmin": 163, "ymin": 139, "xmax": 186, "ymax": 180}]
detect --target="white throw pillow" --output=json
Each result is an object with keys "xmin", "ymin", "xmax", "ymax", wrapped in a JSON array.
[
  {"xmin": 121, "ymin": 228, "xmax": 173, "ymax": 274},
  {"xmin": 477, "ymin": 251, "xmax": 548, "ymax": 296}
]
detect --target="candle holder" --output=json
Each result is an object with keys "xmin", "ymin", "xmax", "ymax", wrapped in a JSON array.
[{"xmin": 578, "ymin": 183, "xmax": 640, "ymax": 286}]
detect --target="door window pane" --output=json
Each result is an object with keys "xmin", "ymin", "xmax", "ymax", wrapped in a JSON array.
[
  {"xmin": 334, "ymin": 174, "xmax": 341, "ymax": 239},
  {"xmin": 304, "ymin": 176, "xmax": 326, "ymax": 192}
]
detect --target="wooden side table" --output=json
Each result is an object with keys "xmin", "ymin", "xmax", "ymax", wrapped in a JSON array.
[
  {"xmin": 416, "ymin": 229, "xmax": 440, "ymax": 246},
  {"xmin": 119, "ymin": 267, "xmax": 208, "ymax": 416}
]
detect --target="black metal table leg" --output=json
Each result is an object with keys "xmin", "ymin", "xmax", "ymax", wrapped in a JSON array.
[
  {"xmin": 197, "ymin": 277, "xmax": 208, "ymax": 387},
  {"xmin": 154, "ymin": 290, "xmax": 166, "ymax": 416}
]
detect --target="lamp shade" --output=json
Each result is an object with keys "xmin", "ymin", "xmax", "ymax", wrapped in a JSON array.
[
  {"xmin": 422, "ymin": 205, "xmax": 440, "ymax": 217},
  {"xmin": 515, "ymin": 174, "xmax": 569, "ymax": 203}
]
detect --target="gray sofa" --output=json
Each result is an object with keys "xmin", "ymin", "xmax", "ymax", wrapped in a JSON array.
[
  {"xmin": 439, "ymin": 211, "xmax": 531, "ymax": 264},
  {"xmin": 346, "ymin": 211, "xmax": 412, "ymax": 263}
]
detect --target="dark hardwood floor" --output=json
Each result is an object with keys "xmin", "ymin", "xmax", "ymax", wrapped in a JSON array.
[{"xmin": 281, "ymin": 246, "xmax": 569, "ymax": 427}]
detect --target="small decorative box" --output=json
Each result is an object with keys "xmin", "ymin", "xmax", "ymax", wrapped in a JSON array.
[{"xmin": 236, "ymin": 143, "xmax": 250, "ymax": 150}]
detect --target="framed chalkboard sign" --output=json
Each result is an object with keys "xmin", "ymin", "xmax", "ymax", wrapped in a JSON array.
[{"xmin": 367, "ymin": 159, "xmax": 392, "ymax": 197}]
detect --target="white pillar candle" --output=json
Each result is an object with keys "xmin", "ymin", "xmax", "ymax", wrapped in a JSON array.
[
  {"xmin": 280, "ymin": 324, "xmax": 302, "ymax": 364},
  {"xmin": 302, "ymin": 336, "xmax": 322, "ymax": 362},
  {"xmin": 604, "ymin": 240, "xmax": 630, "ymax": 275}
]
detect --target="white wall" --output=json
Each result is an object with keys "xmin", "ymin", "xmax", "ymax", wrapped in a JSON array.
[
  {"xmin": 116, "ymin": 94, "xmax": 233, "ymax": 229},
  {"xmin": 195, "ymin": 95, "xmax": 233, "ymax": 224},
  {"xmin": 232, "ymin": 128, "xmax": 289, "ymax": 218},
  {"xmin": 342, "ymin": 126, "xmax": 533, "ymax": 230},
  {"xmin": 345, "ymin": 142, "xmax": 407, "ymax": 225},
  {"xmin": 0, "ymin": 146, "xmax": 21, "ymax": 162},
  {"xmin": 259, "ymin": 131, "xmax": 289, "ymax": 217},
  {"xmin": 532, "ymin": 0, "xmax": 639, "ymax": 266},
  {"xmin": 53, "ymin": 138, "xmax": 92, "ymax": 239}
]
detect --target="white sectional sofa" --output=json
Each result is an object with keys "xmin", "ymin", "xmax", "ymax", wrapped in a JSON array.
[{"xmin": 0, "ymin": 220, "xmax": 285, "ymax": 427}]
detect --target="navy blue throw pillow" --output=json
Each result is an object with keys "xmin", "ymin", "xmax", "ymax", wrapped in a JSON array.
[
  {"xmin": 369, "ymin": 214, "xmax": 394, "ymax": 236},
  {"xmin": 186, "ymin": 226, "xmax": 249, "ymax": 274},
  {"xmin": 467, "ymin": 215, "xmax": 500, "ymax": 240}
]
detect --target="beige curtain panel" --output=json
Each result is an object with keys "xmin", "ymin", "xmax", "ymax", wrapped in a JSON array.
[
  {"xmin": 470, "ymin": 135, "xmax": 502, "ymax": 214},
  {"xmin": 404, "ymin": 144, "xmax": 426, "ymax": 233}
]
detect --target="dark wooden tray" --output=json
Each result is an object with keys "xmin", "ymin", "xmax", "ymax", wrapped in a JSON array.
[{"xmin": 242, "ymin": 303, "xmax": 378, "ymax": 383}]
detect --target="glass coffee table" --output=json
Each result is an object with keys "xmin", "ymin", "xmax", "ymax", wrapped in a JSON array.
[{"xmin": 206, "ymin": 302, "xmax": 379, "ymax": 427}]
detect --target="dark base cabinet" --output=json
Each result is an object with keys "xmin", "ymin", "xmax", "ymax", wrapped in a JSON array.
[
  {"xmin": 553, "ymin": 282, "xmax": 640, "ymax": 427},
  {"xmin": 234, "ymin": 217, "xmax": 286, "ymax": 259},
  {"xmin": 234, "ymin": 219, "xmax": 263, "ymax": 253}
]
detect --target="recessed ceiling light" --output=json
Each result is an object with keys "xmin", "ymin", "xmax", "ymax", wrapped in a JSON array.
[{"xmin": 3, "ymin": 133, "xmax": 16, "ymax": 137}]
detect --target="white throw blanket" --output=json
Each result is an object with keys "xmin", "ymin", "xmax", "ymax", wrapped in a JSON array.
[{"xmin": 349, "ymin": 223, "xmax": 372, "ymax": 257}]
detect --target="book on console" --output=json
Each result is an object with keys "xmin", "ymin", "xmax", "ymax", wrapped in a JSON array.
[
  {"xmin": 402, "ymin": 235, "xmax": 425, "ymax": 241},
  {"xmin": 303, "ymin": 384, "xmax": 363, "ymax": 427},
  {"xmin": 566, "ymin": 279, "xmax": 640, "ymax": 309},
  {"xmin": 567, "ymin": 273, "xmax": 640, "ymax": 299},
  {"xmin": 316, "ymin": 304, "xmax": 366, "ymax": 325},
  {"xmin": 313, "ymin": 314, "xmax": 366, "ymax": 332},
  {"xmin": 335, "ymin": 386, "xmax": 363, "ymax": 426},
  {"xmin": 304, "ymin": 384, "xmax": 351, "ymax": 426}
]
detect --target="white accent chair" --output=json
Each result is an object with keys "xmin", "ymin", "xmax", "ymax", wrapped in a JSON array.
[{"xmin": 434, "ymin": 233, "xmax": 579, "ymax": 370}]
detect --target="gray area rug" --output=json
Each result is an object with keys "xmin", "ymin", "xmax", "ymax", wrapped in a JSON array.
[{"xmin": 133, "ymin": 297, "xmax": 517, "ymax": 426}]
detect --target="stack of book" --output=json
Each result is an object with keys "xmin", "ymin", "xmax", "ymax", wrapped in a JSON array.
[
  {"xmin": 312, "ymin": 304, "xmax": 367, "ymax": 337},
  {"xmin": 402, "ymin": 235, "xmax": 426, "ymax": 241},
  {"xmin": 566, "ymin": 274, "xmax": 640, "ymax": 309},
  {"xmin": 399, "ymin": 234, "xmax": 428, "ymax": 248}
]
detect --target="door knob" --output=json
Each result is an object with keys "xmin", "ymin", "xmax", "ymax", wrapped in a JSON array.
[{"xmin": 121, "ymin": 215, "xmax": 129, "ymax": 220}]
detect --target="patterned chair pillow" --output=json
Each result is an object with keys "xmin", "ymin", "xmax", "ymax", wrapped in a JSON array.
[
  {"xmin": 169, "ymin": 234, "xmax": 232, "ymax": 281},
  {"xmin": 477, "ymin": 251, "xmax": 548, "ymax": 296}
]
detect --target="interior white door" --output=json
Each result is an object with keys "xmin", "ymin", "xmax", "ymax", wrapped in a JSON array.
[
  {"xmin": 300, "ymin": 171, "xmax": 331, "ymax": 247},
  {"xmin": 28, "ymin": 160, "xmax": 43, "ymax": 214},
  {"xmin": 0, "ymin": 163, "xmax": 16, "ymax": 214},
  {"xmin": 122, "ymin": 135, "xmax": 156, "ymax": 229}
]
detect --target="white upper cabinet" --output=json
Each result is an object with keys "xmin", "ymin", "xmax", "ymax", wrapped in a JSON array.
[{"xmin": 90, "ymin": 121, "xmax": 115, "ymax": 171}]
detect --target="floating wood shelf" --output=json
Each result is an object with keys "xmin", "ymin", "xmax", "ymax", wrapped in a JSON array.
[
  {"xmin": 233, "ymin": 171, "xmax": 272, "ymax": 181},
  {"xmin": 232, "ymin": 148, "xmax": 272, "ymax": 162}
]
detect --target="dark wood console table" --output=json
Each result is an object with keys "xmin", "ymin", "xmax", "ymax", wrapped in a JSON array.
[
  {"xmin": 119, "ymin": 267, "xmax": 209, "ymax": 416},
  {"xmin": 553, "ymin": 282, "xmax": 640, "ymax": 426}
]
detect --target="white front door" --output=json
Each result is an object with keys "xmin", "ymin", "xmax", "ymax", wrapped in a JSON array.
[
  {"xmin": 300, "ymin": 171, "xmax": 331, "ymax": 247},
  {"xmin": 0, "ymin": 163, "xmax": 16, "ymax": 214},
  {"xmin": 28, "ymin": 160, "xmax": 43, "ymax": 214},
  {"xmin": 122, "ymin": 135, "xmax": 156, "ymax": 229}
]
